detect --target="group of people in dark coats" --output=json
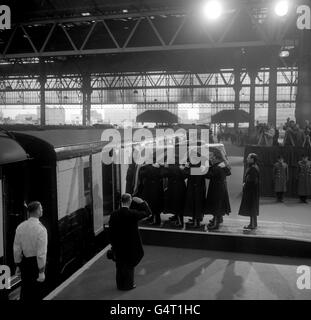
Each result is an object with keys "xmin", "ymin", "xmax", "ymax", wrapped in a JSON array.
[{"xmin": 124, "ymin": 149, "xmax": 235, "ymax": 230}]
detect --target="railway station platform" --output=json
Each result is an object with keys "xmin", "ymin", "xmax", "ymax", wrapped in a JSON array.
[{"xmin": 45, "ymin": 245, "xmax": 311, "ymax": 300}]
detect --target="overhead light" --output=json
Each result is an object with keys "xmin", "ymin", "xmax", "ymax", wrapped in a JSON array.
[
  {"xmin": 274, "ymin": 1, "xmax": 289, "ymax": 17},
  {"xmin": 279, "ymin": 50, "xmax": 290, "ymax": 57},
  {"xmin": 203, "ymin": 1, "xmax": 223, "ymax": 20},
  {"xmin": 122, "ymin": 9, "xmax": 128, "ymax": 13},
  {"xmin": 81, "ymin": 12, "xmax": 91, "ymax": 16}
]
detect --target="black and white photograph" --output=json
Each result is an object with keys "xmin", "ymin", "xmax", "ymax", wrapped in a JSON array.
[{"xmin": 1, "ymin": 0, "xmax": 311, "ymax": 307}]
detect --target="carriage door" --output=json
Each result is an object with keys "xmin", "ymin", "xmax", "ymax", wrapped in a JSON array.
[
  {"xmin": 1, "ymin": 164, "xmax": 28, "ymax": 271},
  {"xmin": 102, "ymin": 150, "xmax": 121, "ymax": 219}
]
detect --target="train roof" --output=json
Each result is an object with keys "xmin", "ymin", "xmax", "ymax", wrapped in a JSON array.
[{"xmin": 0, "ymin": 132, "xmax": 29, "ymax": 165}]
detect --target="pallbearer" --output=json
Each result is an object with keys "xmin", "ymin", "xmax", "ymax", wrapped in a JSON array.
[
  {"xmin": 139, "ymin": 162, "xmax": 164, "ymax": 225},
  {"xmin": 273, "ymin": 155, "xmax": 288, "ymax": 203},
  {"xmin": 238, "ymin": 153, "xmax": 260, "ymax": 230},
  {"xmin": 205, "ymin": 150, "xmax": 231, "ymax": 231},
  {"xmin": 182, "ymin": 152, "xmax": 206, "ymax": 228},
  {"xmin": 162, "ymin": 163, "xmax": 186, "ymax": 227},
  {"xmin": 297, "ymin": 155, "xmax": 311, "ymax": 203}
]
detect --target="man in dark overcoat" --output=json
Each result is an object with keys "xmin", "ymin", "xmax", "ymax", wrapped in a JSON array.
[
  {"xmin": 109, "ymin": 194, "xmax": 150, "ymax": 290},
  {"xmin": 273, "ymin": 155, "xmax": 288, "ymax": 202},
  {"xmin": 297, "ymin": 155, "xmax": 311, "ymax": 203},
  {"xmin": 238, "ymin": 153, "xmax": 260, "ymax": 229}
]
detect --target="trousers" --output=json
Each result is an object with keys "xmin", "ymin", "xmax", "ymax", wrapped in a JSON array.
[
  {"xmin": 116, "ymin": 262, "xmax": 134, "ymax": 290},
  {"xmin": 20, "ymin": 257, "xmax": 43, "ymax": 301}
]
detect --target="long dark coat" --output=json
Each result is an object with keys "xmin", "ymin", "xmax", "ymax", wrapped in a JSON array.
[
  {"xmin": 125, "ymin": 163, "xmax": 136, "ymax": 194},
  {"xmin": 238, "ymin": 164, "xmax": 260, "ymax": 217},
  {"xmin": 183, "ymin": 165, "xmax": 206, "ymax": 221},
  {"xmin": 205, "ymin": 163, "xmax": 231, "ymax": 217},
  {"xmin": 139, "ymin": 164, "xmax": 164, "ymax": 215},
  {"xmin": 273, "ymin": 162, "xmax": 288, "ymax": 193},
  {"xmin": 297, "ymin": 160, "xmax": 311, "ymax": 196},
  {"xmin": 161, "ymin": 165, "xmax": 186, "ymax": 216},
  {"xmin": 109, "ymin": 204, "xmax": 149, "ymax": 267}
]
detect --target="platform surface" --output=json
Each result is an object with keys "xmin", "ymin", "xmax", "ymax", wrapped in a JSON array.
[{"xmin": 47, "ymin": 245, "xmax": 311, "ymax": 300}]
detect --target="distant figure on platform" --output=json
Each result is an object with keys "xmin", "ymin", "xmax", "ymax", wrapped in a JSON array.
[
  {"xmin": 273, "ymin": 155, "xmax": 288, "ymax": 203},
  {"xmin": 273, "ymin": 129, "xmax": 279, "ymax": 146},
  {"xmin": 205, "ymin": 150, "xmax": 231, "ymax": 231},
  {"xmin": 303, "ymin": 122, "xmax": 311, "ymax": 149},
  {"xmin": 294, "ymin": 124, "xmax": 306, "ymax": 147},
  {"xmin": 297, "ymin": 155, "xmax": 311, "ymax": 203},
  {"xmin": 238, "ymin": 153, "xmax": 260, "ymax": 230},
  {"xmin": 283, "ymin": 121, "xmax": 296, "ymax": 146},
  {"xmin": 109, "ymin": 194, "xmax": 151, "ymax": 291},
  {"xmin": 162, "ymin": 163, "xmax": 186, "ymax": 227},
  {"xmin": 13, "ymin": 201, "xmax": 47, "ymax": 301}
]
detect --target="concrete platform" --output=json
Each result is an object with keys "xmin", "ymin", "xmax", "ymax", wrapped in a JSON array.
[{"xmin": 45, "ymin": 245, "xmax": 311, "ymax": 300}]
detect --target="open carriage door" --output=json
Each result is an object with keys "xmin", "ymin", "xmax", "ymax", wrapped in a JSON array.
[{"xmin": 0, "ymin": 134, "xmax": 28, "ymax": 270}]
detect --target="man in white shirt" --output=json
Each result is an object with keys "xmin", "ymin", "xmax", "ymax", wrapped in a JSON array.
[{"xmin": 13, "ymin": 201, "xmax": 47, "ymax": 300}]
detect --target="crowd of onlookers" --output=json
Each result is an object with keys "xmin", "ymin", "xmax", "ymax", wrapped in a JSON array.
[
  {"xmin": 214, "ymin": 119, "xmax": 311, "ymax": 148},
  {"xmin": 281, "ymin": 118, "xmax": 311, "ymax": 148},
  {"xmin": 253, "ymin": 118, "xmax": 311, "ymax": 148}
]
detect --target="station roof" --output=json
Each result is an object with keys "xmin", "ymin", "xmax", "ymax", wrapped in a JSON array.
[{"xmin": 0, "ymin": 0, "xmax": 300, "ymax": 75}]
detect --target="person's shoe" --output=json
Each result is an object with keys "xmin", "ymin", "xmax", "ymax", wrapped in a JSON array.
[
  {"xmin": 209, "ymin": 217, "xmax": 223, "ymax": 223},
  {"xmin": 208, "ymin": 222, "xmax": 220, "ymax": 230},
  {"xmin": 118, "ymin": 284, "xmax": 136, "ymax": 291},
  {"xmin": 243, "ymin": 225, "xmax": 256, "ymax": 230}
]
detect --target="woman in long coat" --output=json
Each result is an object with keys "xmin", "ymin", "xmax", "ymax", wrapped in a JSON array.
[
  {"xmin": 205, "ymin": 151, "xmax": 231, "ymax": 230},
  {"xmin": 238, "ymin": 153, "xmax": 260, "ymax": 229},
  {"xmin": 161, "ymin": 164, "xmax": 186, "ymax": 227},
  {"xmin": 297, "ymin": 155, "xmax": 311, "ymax": 203},
  {"xmin": 139, "ymin": 163, "xmax": 164, "ymax": 225}
]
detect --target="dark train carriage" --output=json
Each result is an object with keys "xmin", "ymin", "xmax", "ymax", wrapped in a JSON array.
[{"xmin": 1, "ymin": 128, "xmax": 122, "ymax": 294}]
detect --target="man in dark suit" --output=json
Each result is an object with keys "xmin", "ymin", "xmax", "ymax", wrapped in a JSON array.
[{"xmin": 109, "ymin": 194, "xmax": 151, "ymax": 290}]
